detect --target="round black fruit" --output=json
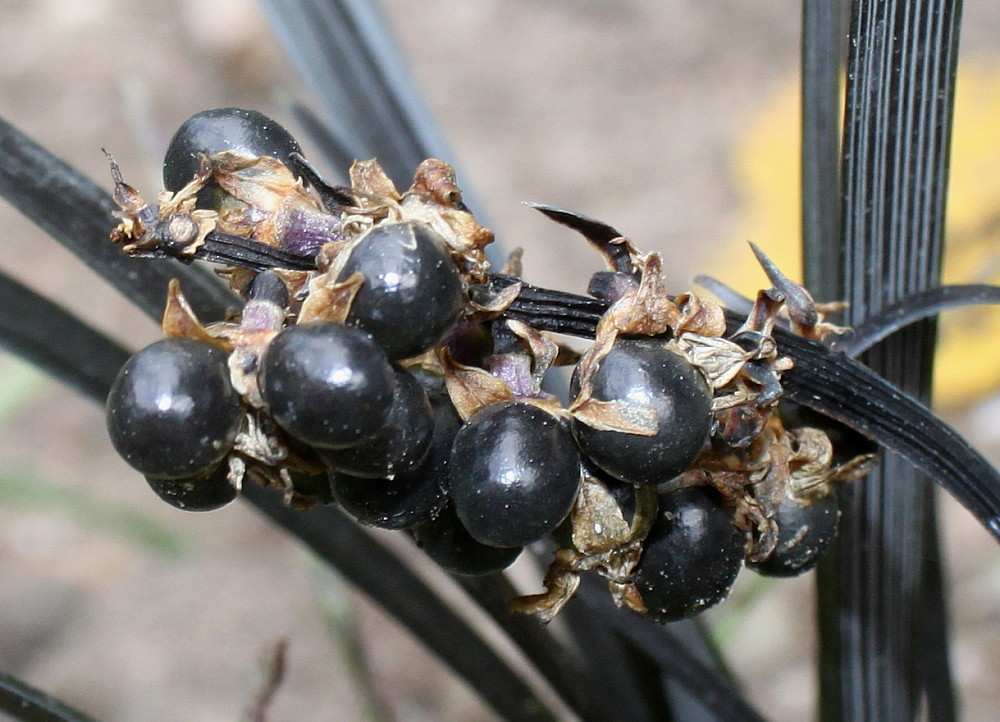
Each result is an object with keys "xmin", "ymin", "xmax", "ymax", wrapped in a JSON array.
[
  {"xmin": 321, "ymin": 367, "xmax": 434, "ymax": 479},
  {"xmin": 145, "ymin": 463, "xmax": 237, "ymax": 512},
  {"xmin": 572, "ymin": 338, "xmax": 712, "ymax": 485},
  {"xmin": 749, "ymin": 492, "xmax": 841, "ymax": 577},
  {"xmin": 410, "ymin": 503, "xmax": 522, "ymax": 576},
  {"xmin": 337, "ymin": 221, "xmax": 464, "ymax": 360},
  {"xmin": 163, "ymin": 107, "xmax": 302, "ymax": 192},
  {"xmin": 330, "ymin": 392, "xmax": 460, "ymax": 530},
  {"xmin": 260, "ymin": 322, "xmax": 395, "ymax": 449},
  {"xmin": 106, "ymin": 338, "xmax": 241, "ymax": 479},
  {"xmin": 449, "ymin": 401, "xmax": 581, "ymax": 548},
  {"xmin": 633, "ymin": 488, "xmax": 744, "ymax": 623}
]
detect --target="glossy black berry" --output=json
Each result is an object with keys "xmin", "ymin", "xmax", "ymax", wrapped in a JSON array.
[
  {"xmin": 633, "ymin": 488, "xmax": 744, "ymax": 623},
  {"xmin": 145, "ymin": 463, "xmax": 237, "ymax": 512},
  {"xmin": 260, "ymin": 322, "xmax": 395, "ymax": 449},
  {"xmin": 330, "ymin": 392, "xmax": 460, "ymax": 530},
  {"xmin": 163, "ymin": 107, "xmax": 302, "ymax": 192},
  {"xmin": 337, "ymin": 221, "xmax": 464, "ymax": 360},
  {"xmin": 106, "ymin": 338, "xmax": 241, "ymax": 479},
  {"xmin": 749, "ymin": 492, "xmax": 841, "ymax": 577},
  {"xmin": 572, "ymin": 338, "xmax": 712, "ymax": 485},
  {"xmin": 449, "ymin": 402, "xmax": 581, "ymax": 548},
  {"xmin": 410, "ymin": 503, "xmax": 522, "ymax": 576},
  {"xmin": 321, "ymin": 367, "xmax": 434, "ymax": 478}
]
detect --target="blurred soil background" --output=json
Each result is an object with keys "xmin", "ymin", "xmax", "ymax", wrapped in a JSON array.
[{"xmin": 0, "ymin": 1, "xmax": 997, "ymax": 720}]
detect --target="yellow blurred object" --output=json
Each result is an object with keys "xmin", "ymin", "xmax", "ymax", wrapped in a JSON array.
[{"xmin": 726, "ymin": 66, "xmax": 1000, "ymax": 407}]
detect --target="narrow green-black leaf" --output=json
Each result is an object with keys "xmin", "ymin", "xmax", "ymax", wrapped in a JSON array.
[
  {"xmin": 818, "ymin": 1, "xmax": 963, "ymax": 718},
  {"xmin": 255, "ymin": 1, "xmax": 503, "ymax": 267},
  {"xmin": 773, "ymin": 326, "xmax": 1000, "ymax": 542},
  {"xmin": 559, "ymin": 599, "xmax": 671, "ymax": 722},
  {"xmin": 241, "ymin": 487, "xmax": 559, "ymax": 722},
  {"xmin": 458, "ymin": 574, "xmax": 646, "ymax": 722},
  {"xmin": 654, "ymin": 618, "xmax": 741, "ymax": 722},
  {"xmin": 917, "ymin": 484, "xmax": 957, "ymax": 721},
  {"xmin": 292, "ymin": 102, "xmax": 368, "ymax": 183},
  {"xmin": 256, "ymin": 0, "xmax": 446, "ymax": 185},
  {"xmin": 0, "ymin": 117, "xmax": 236, "ymax": 324},
  {"xmin": 832, "ymin": 284, "xmax": 1000, "ymax": 357},
  {"xmin": 801, "ymin": 0, "xmax": 845, "ymax": 300},
  {"xmin": 578, "ymin": 583, "xmax": 766, "ymax": 722},
  {"xmin": 0, "ymin": 669, "xmax": 98, "ymax": 722},
  {"xmin": 0, "ymin": 271, "xmax": 129, "ymax": 399}
]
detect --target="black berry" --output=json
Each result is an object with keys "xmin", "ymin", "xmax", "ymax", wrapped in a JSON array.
[
  {"xmin": 145, "ymin": 463, "xmax": 237, "ymax": 512},
  {"xmin": 410, "ymin": 503, "xmax": 522, "ymax": 576},
  {"xmin": 321, "ymin": 367, "xmax": 434, "ymax": 478},
  {"xmin": 633, "ymin": 488, "xmax": 744, "ymax": 623},
  {"xmin": 449, "ymin": 402, "xmax": 581, "ymax": 548},
  {"xmin": 338, "ymin": 221, "xmax": 464, "ymax": 360},
  {"xmin": 260, "ymin": 322, "xmax": 396, "ymax": 449},
  {"xmin": 572, "ymin": 338, "xmax": 712, "ymax": 485},
  {"xmin": 330, "ymin": 393, "xmax": 460, "ymax": 530},
  {"xmin": 749, "ymin": 492, "xmax": 841, "ymax": 577},
  {"xmin": 163, "ymin": 107, "xmax": 302, "ymax": 192},
  {"xmin": 106, "ymin": 338, "xmax": 241, "ymax": 479}
]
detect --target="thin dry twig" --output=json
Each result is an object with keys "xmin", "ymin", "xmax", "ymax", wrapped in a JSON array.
[{"xmin": 242, "ymin": 638, "xmax": 288, "ymax": 722}]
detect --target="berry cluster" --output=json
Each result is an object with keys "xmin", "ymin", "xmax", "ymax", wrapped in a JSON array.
[{"xmin": 105, "ymin": 108, "xmax": 875, "ymax": 624}]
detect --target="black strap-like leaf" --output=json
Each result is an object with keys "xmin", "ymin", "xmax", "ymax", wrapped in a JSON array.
[
  {"xmin": 0, "ymin": 272, "xmax": 129, "ymax": 400},
  {"xmin": 0, "ymin": 117, "xmax": 237, "ymax": 324},
  {"xmin": 832, "ymin": 284, "xmax": 1000, "ymax": 357},
  {"xmin": 0, "ymin": 669, "xmax": 98, "ymax": 722},
  {"xmin": 773, "ymin": 326, "xmax": 1000, "ymax": 541},
  {"xmin": 255, "ymin": 0, "xmax": 446, "ymax": 186},
  {"xmin": 578, "ymin": 580, "xmax": 766, "ymax": 722},
  {"xmin": 240, "ymin": 486, "xmax": 559, "ymax": 722},
  {"xmin": 820, "ymin": 1, "xmax": 963, "ymax": 717}
]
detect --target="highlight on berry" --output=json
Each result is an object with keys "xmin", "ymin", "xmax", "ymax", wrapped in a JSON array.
[{"xmin": 104, "ymin": 107, "xmax": 877, "ymax": 625}]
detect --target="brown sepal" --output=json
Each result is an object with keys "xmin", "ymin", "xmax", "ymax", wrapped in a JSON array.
[
  {"xmin": 500, "ymin": 247, "xmax": 524, "ymax": 277},
  {"xmin": 571, "ymin": 397, "xmax": 658, "ymax": 436},
  {"xmin": 350, "ymin": 159, "xmax": 401, "ymax": 200},
  {"xmin": 439, "ymin": 347, "xmax": 514, "ymax": 420},
  {"xmin": 673, "ymin": 333, "xmax": 753, "ymax": 390},
  {"xmin": 673, "ymin": 292, "xmax": 727, "ymax": 338},
  {"xmin": 297, "ymin": 271, "xmax": 365, "ymax": 325},
  {"xmin": 738, "ymin": 287, "xmax": 786, "ymax": 339},
  {"xmin": 602, "ymin": 253, "xmax": 681, "ymax": 337},
  {"xmin": 508, "ymin": 548, "xmax": 583, "ymax": 623},
  {"xmin": 411, "ymin": 158, "xmax": 466, "ymax": 209},
  {"xmin": 161, "ymin": 279, "xmax": 227, "ymax": 347},
  {"xmin": 467, "ymin": 280, "xmax": 522, "ymax": 317},
  {"xmin": 571, "ymin": 475, "xmax": 632, "ymax": 556},
  {"xmin": 505, "ymin": 319, "xmax": 558, "ymax": 395}
]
